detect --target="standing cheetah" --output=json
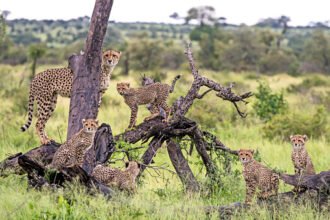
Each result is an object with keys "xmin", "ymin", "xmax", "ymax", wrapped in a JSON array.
[
  {"xmin": 116, "ymin": 75, "xmax": 180, "ymax": 129},
  {"xmin": 21, "ymin": 50, "xmax": 121, "ymax": 144},
  {"xmin": 238, "ymin": 149, "xmax": 279, "ymax": 204}
]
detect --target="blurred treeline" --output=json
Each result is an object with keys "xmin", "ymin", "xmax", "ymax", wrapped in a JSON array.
[{"xmin": 1, "ymin": 12, "xmax": 330, "ymax": 75}]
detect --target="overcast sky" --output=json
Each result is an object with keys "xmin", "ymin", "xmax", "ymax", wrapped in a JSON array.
[{"xmin": 1, "ymin": 0, "xmax": 329, "ymax": 26}]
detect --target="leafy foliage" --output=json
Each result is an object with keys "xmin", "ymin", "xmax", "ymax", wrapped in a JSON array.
[
  {"xmin": 253, "ymin": 82, "xmax": 287, "ymax": 121},
  {"xmin": 263, "ymin": 106, "xmax": 328, "ymax": 140}
]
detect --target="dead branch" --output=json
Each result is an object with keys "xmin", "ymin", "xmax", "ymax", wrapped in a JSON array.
[
  {"xmin": 172, "ymin": 42, "xmax": 252, "ymax": 119},
  {"xmin": 203, "ymin": 131, "xmax": 238, "ymax": 155}
]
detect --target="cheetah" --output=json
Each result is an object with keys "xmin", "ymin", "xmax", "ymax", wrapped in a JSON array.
[
  {"xmin": 91, "ymin": 161, "xmax": 140, "ymax": 192},
  {"xmin": 289, "ymin": 134, "xmax": 315, "ymax": 192},
  {"xmin": 116, "ymin": 75, "xmax": 180, "ymax": 129},
  {"xmin": 289, "ymin": 134, "xmax": 315, "ymax": 176},
  {"xmin": 238, "ymin": 149, "xmax": 279, "ymax": 204},
  {"xmin": 49, "ymin": 119, "xmax": 98, "ymax": 170},
  {"xmin": 21, "ymin": 50, "xmax": 121, "ymax": 144}
]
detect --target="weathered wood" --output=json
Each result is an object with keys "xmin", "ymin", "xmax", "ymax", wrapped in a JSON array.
[
  {"xmin": 0, "ymin": 142, "xmax": 60, "ymax": 176},
  {"xmin": 189, "ymin": 128, "xmax": 216, "ymax": 175},
  {"xmin": 139, "ymin": 136, "xmax": 165, "ymax": 174},
  {"xmin": 67, "ymin": 0, "xmax": 114, "ymax": 139},
  {"xmin": 167, "ymin": 139, "xmax": 200, "ymax": 192},
  {"xmin": 172, "ymin": 43, "xmax": 252, "ymax": 119},
  {"xmin": 82, "ymin": 123, "xmax": 116, "ymax": 175},
  {"xmin": 16, "ymin": 123, "xmax": 116, "ymax": 196}
]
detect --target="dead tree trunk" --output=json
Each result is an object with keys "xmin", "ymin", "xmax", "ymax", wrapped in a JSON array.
[
  {"xmin": 167, "ymin": 139, "xmax": 200, "ymax": 192},
  {"xmin": 67, "ymin": 0, "xmax": 114, "ymax": 139}
]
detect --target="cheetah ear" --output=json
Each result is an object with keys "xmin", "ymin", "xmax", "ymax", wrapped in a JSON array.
[
  {"xmin": 249, "ymin": 149, "xmax": 255, "ymax": 155},
  {"xmin": 289, "ymin": 135, "xmax": 294, "ymax": 140},
  {"xmin": 82, "ymin": 119, "xmax": 86, "ymax": 124},
  {"xmin": 125, "ymin": 161, "xmax": 129, "ymax": 168},
  {"xmin": 95, "ymin": 119, "xmax": 99, "ymax": 124},
  {"xmin": 118, "ymin": 51, "xmax": 122, "ymax": 57},
  {"xmin": 303, "ymin": 134, "xmax": 308, "ymax": 142}
]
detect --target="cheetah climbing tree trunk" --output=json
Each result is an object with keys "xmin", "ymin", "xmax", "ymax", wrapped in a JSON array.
[{"xmin": 67, "ymin": 0, "xmax": 114, "ymax": 139}]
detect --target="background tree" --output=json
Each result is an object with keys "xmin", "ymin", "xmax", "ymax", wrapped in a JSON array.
[
  {"xmin": 171, "ymin": 6, "xmax": 220, "ymax": 27},
  {"xmin": 301, "ymin": 30, "xmax": 330, "ymax": 73},
  {"xmin": 28, "ymin": 43, "xmax": 46, "ymax": 80}
]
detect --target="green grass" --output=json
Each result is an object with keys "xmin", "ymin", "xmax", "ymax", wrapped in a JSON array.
[{"xmin": 0, "ymin": 64, "xmax": 329, "ymax": 219}]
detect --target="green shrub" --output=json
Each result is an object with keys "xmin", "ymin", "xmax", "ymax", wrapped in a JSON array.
[
  {"xmin": 263, "ymin": 106, "xmax": 328, "ymax": 140},
  {"xmin": 253, "ymin": 82, "xmax": 287, "ymax": 121},
  {"xmin": 287, "ymin": 76, "xmax": 329, "ymax": 94}
]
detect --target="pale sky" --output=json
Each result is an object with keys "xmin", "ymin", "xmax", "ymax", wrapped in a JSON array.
[{"xmin": 1, "ymin": 0, "xmax": 329, "ymax": 26}]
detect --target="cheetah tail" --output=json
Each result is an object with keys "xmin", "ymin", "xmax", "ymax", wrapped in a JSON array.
[
  {"xmin": 21, "ymin": 93, "xmax": 35, "ymax": 132},
  {"xmin": 169, "ymin": 75, "xmax": 181, "ymax": 93}
]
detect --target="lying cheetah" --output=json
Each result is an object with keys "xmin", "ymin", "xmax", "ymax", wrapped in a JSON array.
[
  {"xmin": 21, "ymin": 50, "xmax": 121, "ymax": 144},
  {"xmin": 49, "ymin": 119, "xmax": 98, "ymax": 170},
  {"xmin": 91, "ymin": 161, "xmax": 140, "ymax": 192},
  {"xmin": 116, "ymin": 75, "xmax": 180, "ymax": 129},
  {"xmin": 238, "ymin": 149, "xmax": 279, "ymax": 204}
]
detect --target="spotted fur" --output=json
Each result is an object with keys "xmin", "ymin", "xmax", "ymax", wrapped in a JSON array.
[
  {"xmin": 142, "ymin": 74, "xmax": 181, "ymax": 119},
  {"xmin": 289, "ymin": 134, "xmax": 315, "ymax": 176},
  {"xmin": 238, "ymin": 149, "xmax": 279, "ymax": 204},
  {"xmin": 117, "ymin": 79, "xmax": 177, "ymax": 129},
  {"xmin": 91, "ymin": 161, "xmax": 140, "ymax": 192},
  {"xmin": 49, "ymin": 119, "xmax": 98, "ymax": 170},
  {"xmin": 21, "ymin": 50, "xmax": 120, "ymax": 144}
]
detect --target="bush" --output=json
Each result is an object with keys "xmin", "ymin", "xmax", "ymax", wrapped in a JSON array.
[
  {"xmin": 258, "ymin": 49, "xmax": 299, "ymax": 75},
  {"xmin": 287, "ymin": 76, "xmax": 329, "ymax": 94},
  {"xmin": 253, "ymin": 82, "xmax": 287, "ymax": 121},
  {"xmin": 263, "ymin": 106, "xmax": 328, "ymax": 140}
]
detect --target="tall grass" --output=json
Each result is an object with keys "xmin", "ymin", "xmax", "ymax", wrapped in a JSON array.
[{"xmin": 0, "ymin": 64, "xmax": 329, "ymax": 219}]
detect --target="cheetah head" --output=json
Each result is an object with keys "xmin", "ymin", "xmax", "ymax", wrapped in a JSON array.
[
  {"xmin": 82, "ymin": 118, "xmax": 99, "ymax": 133},
  {"xmin": 102, "ymin": 49, "xmax": 121, "ymax": 67},
  {"xmin": 116, "ymin": 82, "xmax": 130, "ymax": 95},
  {"xmin": 238, "ymin": 149, "xmax": 254, "ymax": 164},
  {"xmin": 290, "ymin": 134, "xmax": 308, "ymax": 149},
  {"xmin": 125, "ymin": 161, "xmax": 141, "ymax": 178}
]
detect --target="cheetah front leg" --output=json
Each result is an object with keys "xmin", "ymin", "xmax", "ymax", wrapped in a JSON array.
[
  {"xmin": 98, "ymin": 90, "xmax": 105, "ymax": 107},
  {"xmin": 245, "ymin": 179, "xmax": 257, "ymax": 204},
  {"xmin": 127, "ymin": 104, "xmax": 138, "ymax": 130}
]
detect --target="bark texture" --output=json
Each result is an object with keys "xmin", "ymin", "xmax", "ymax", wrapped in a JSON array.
[{"xmin": 67, "ymin": 0, "xmax": 114, "ymax": 139}]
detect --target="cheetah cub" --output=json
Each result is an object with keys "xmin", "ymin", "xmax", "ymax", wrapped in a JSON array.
[
  {"xmin": 238, "ymin": 149, "xmax": 279, "ymax": 204},
  {"xmin": 21, "ymin": 50, "xmax": 120, "ymax": 144},
  {"xmin": 49, "ymin": 119, "xmax": 98, "ymax": 170},
  {"xmin": 117, "ymin": 76, "xmax": 180, "ymax": 129},
  {"xmin": 290, "ymin": 134, "xmax": 315, "ymax": 176},
  {"xmin": 92, "ymin": 161, "xmax": 140, "ymax": 192}
]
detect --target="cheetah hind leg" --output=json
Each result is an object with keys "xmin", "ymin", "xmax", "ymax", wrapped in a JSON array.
[
  {"xmin": 144, "ymin": 104, "xmax": 160, "ymax": 121},
  {"xmin": 36, "ymin": 96, "xmax": 57, "ymax": 145}
]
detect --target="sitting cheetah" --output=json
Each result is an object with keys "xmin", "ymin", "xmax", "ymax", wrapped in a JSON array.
[
  {"xmin": 289, "ymin": 134, "xmax": 315, "ymax": 176},
  {"xmin": 116, "ymin": 75, "xmax": 180, "ymax": 129},
  {"xmin": 21, "ymin": 50, "xmax": 121, "ymax": 144},
  {"xmin": 289, "ymin": 134, "xmax": 315, "ymax": 192},
  {"xmin": 49, "ymin": 119, "xmax": 98, "ymax": 170},
  {"xmin": 91, "ymin": 161, "xmax": 140, "ymax": 192},
  {"xmin": 238, "ymin": 149, "xmax": 279, "ymax": 204}
]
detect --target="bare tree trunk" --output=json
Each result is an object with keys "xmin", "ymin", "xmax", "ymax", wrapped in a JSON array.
[
  {"xmin": 139, "ymin": 136, "xmax": 165, "ymax": 174},
  {"xmin": 67, "ymin": 0, "xmax": 114, "ymax": 139},
  {"xmin": 167, "ymin": 139, "xmax": 200, "ymax": 192}
]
